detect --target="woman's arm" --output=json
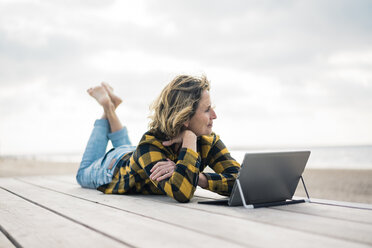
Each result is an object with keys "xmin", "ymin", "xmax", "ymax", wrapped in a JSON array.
[
  {"xmin": 197, "ymin": 173, "xmax": 208, "ymax": 188},
  {"xmin": 135, "ymin": 131, "xmax": 201, "ymax": 203},
  {"xmin": 202, "ymin": 135, "xmax": 241, "ymax": 196},
  {"xmin": 159, "ymin": 130, "xmax": 208, "ymax": 188},
  {"xmin": 162, "ymin": 130, "xmax": 197, "ymax": 152},
  {"xmin": 150, "ymin": 130, "xmax": 197, "ymax": 182}
]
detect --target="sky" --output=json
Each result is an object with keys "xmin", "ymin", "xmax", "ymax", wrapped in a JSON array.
[{"xmin": 0, "ymin": 0, "xmax": 372, "ymax": 156}]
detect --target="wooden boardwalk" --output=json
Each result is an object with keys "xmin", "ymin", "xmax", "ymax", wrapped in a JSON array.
[{"xmin": 1, "ymin": 175, "xmax": 372, "ymax": 248}]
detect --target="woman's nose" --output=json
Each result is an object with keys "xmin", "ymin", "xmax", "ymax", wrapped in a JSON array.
[{"xmin": 211, "ymin": 108, "xmax": 217, "ymax": 119}]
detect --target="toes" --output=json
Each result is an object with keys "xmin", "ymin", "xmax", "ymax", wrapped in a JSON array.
[
  {"xmin": 101, "ymin": 82, "xmax": 109, "ymax": 92},
  {"xmin": 102, "ymin": 82, "xmax": 113, "ymax": 91}
]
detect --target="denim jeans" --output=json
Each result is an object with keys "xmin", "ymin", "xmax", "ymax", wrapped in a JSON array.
[{"xmin": 76, "ymin": 119, "xmax": 136, "ymax": 189}]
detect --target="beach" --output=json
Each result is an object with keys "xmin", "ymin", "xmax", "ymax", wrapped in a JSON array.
[
  {"xmin": 295, "ymin": 169, "xmax": 372, "ymax": 204},
  {"xmin": 0, "ymin": 157, "xmax": 371, "ymax": 204}
]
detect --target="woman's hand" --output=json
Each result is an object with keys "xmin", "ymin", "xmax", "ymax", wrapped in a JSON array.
[
  {"xmin": 162, "ymin": 130, "xmax": 197, "ymax": 152},
  {"xmin": 162, "ymin": 131, "xmax": 185, "ymax": 146},
  {"xmin": 150, "ymin": 158, "xmax": 176, "ymax": 181}
]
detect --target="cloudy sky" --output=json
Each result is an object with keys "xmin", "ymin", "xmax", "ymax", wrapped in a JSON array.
[{"xmin": 0, "ymin": 0, "xmax": 372, "ymax": 156}]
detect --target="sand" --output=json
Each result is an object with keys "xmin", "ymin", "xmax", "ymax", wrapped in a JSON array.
[
  {"xmin": 0, "ymin": 157, "xmax": 78, "ymax": 177},
  {"xmin": 0, "ymin": 157, "xmax": 371, "ymax": 204},
  {"xmin": 295, "ymin": 169, "xmax": 372, "ymax": 204}
]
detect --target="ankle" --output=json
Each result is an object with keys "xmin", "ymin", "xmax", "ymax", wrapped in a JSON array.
[{"xmin": 103, "ymin": 101, "xmax": 116, "ymax": 115}]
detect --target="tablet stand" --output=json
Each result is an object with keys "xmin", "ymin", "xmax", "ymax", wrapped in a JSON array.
[{"xmin": 236, "ymin": 176, "xmax": 311, "ymax": 209}]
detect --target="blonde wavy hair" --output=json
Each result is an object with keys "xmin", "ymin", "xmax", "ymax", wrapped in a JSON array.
[{"xmin": 149, "ymin": 75, "xmax": 210, "ymax": 139}]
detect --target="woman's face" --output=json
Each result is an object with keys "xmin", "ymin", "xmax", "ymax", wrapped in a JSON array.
[{"xmin": 186, "ymin": 90, "xmax": 217, "ymax": 136}]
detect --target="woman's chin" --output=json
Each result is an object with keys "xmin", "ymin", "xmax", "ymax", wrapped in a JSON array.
[
  {"xmin": 204, "ymin": 128, "xmax": 213, "ymax": 136},
  {"xmin": 195, "ymin": 128, "xmax": 213, "ymax": 137}
]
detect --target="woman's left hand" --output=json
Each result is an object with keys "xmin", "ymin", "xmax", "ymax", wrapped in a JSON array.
[{"xmin": 150, "ymin": 158, "xmax": 176, "ymax": 181}]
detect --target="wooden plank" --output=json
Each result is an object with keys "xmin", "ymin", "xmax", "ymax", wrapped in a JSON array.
[
  {"xmin": 47, "ymin": 174, "xmax": 76, "ymax": 185},
  {"xmin": 0, "ymin": 186, "xmax": 128, "ymax": 248},
  {"xmin": 194, "ymin": 186, "xmax": 228, "ymax": 200},
  {"xmin": 41, "ymin": 175, "xmax": 372, "ymax": 245},
  {"xmin": 0, "ymin": 178, "xmax": 243, "ymax": 248},
  {"xmin": 16, "ymin": 176, "xmax": 371, "ymax": 248},
  {"xmin": 162, "ymin": 193, "xmax": 372, "ymax": 246},
  {"xmin": 272, "ymin": 201, "xmax": 372, "ymax": 225},
  {"xmin": 191, "ymin": 199, "xmax": 372, "ymax": 244},
  {"xmin": 0, "ymin": 229, "xmax": 16, "ymax": 248},
  {"xmin": 193, "ymin": 183, "xmax": 372, "ymax": 225},
  {"xmin": 309, "ymin": 198, "xmax": 372, "ymax": 210}
]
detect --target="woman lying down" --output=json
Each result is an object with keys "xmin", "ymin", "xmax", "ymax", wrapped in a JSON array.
[{"xmin": 76, "ymin": 75, "xmax": 240, "ymax": 203}]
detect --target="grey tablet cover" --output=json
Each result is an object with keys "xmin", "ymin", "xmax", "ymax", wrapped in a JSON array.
[{"xmin": 228, "ymin": 151, "xmax": 310, "ymax": 206}]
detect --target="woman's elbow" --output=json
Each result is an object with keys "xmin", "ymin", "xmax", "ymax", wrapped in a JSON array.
[
  {"xmin": 174, "ymin": 195, "xmax": 191, "ymax": 203},
  {"xmin": 172, "ymin": 191, "xmax": 194, "ymax": 203}
]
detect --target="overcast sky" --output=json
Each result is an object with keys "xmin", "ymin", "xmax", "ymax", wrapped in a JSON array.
[{"xmin": 1, "ymin": 0, "xmax": 372, "ymax": 155}]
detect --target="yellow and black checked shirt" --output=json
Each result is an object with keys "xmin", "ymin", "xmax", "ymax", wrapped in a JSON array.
[{"xmin": 97, "ymin": 131, "xmax": 241, "ymax": 203}]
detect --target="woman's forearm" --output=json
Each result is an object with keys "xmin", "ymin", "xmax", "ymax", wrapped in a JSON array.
[
  {"xmin": 198, "ymin": 173, "xmax": 208, "ymax": 188},
  {"xmin": 181, "ymin": 130, "xmax": 197, "ymax": 152}
]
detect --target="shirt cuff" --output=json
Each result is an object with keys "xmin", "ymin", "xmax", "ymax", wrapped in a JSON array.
[
  {"xmin": 202, "ymin": 172, "xmax": 228, "ymax": 193},
  {"xmin": 178, "ymin": 147, "xmax": 201, "ymax": 171}
]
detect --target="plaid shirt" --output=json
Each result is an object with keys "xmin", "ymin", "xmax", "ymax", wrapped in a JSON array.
[{"xmin": 97, "ymin": 131, "xmax": 240, "ymax": 203}]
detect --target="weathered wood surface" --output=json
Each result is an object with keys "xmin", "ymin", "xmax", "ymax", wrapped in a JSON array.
[
  {"xmin": 0, "ymin": 230, "xmax": 15, "ymax": 248},
  {"xmin": 1, "ymin": 175, "xmax": 372, "ymax": 248},
  {"xmin": 0, "ymin": 182, "xmax": 128, "ymax": 248}
]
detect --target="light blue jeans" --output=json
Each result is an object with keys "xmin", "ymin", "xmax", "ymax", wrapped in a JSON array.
[{"xmin": 76, "ymin": 119, "xmax": 136, "ymax": 189}]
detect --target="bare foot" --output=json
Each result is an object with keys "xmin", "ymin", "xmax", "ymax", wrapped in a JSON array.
[
  {"xmin": 87, "ymin": 86, "xmax": 112, "ymax": 108},
  {"xmin": 101, "ymin": 82, "xmax": 122, "ymax": 109}
]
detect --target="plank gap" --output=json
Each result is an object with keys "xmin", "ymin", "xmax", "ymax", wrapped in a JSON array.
[{"xmin": 0, "ymin": 224, "xmax": 22, "ymax": 248}]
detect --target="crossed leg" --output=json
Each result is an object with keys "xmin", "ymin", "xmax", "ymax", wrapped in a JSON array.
[
  {"xmin": 76, "ymin": 82, "xmax": 131, "ymax": 188},
  {"xmin": 87, "ymin": 82, "xmax": 123, "ymax": 133}
]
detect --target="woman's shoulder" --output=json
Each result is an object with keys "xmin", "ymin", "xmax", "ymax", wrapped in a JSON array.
[
  {"xmin": 134, "ymin": 131, "xmax": 174, "ymax": 159},
  {"xmin": 199, "ymin": 132, "xmax": 220, "ymax": 146},
  {"xmin": 138, "ymin": 130, "xmax": 165, "ymax": 147}
]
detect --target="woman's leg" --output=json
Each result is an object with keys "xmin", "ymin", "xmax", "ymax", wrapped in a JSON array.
[
  {"xmin": 76, "ymin": 84, "xmax": 127, "ymax": 188},
  {"xmin": 78, "ymin": 119, "xmax": 110, "ymax": 173},
  {"xmin": 101, "ymin": 82, "xmax": 131, "ymax": 147}
]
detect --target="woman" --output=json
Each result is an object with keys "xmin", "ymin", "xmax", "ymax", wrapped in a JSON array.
[{"xmin": 76, "ymin": 75, "xmax": 240, "ymax": 203}]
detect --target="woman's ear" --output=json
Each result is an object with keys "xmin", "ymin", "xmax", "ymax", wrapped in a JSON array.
[{"xmin": 183, "ymin": 120, "xmax": 189, "ymax": 128}]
